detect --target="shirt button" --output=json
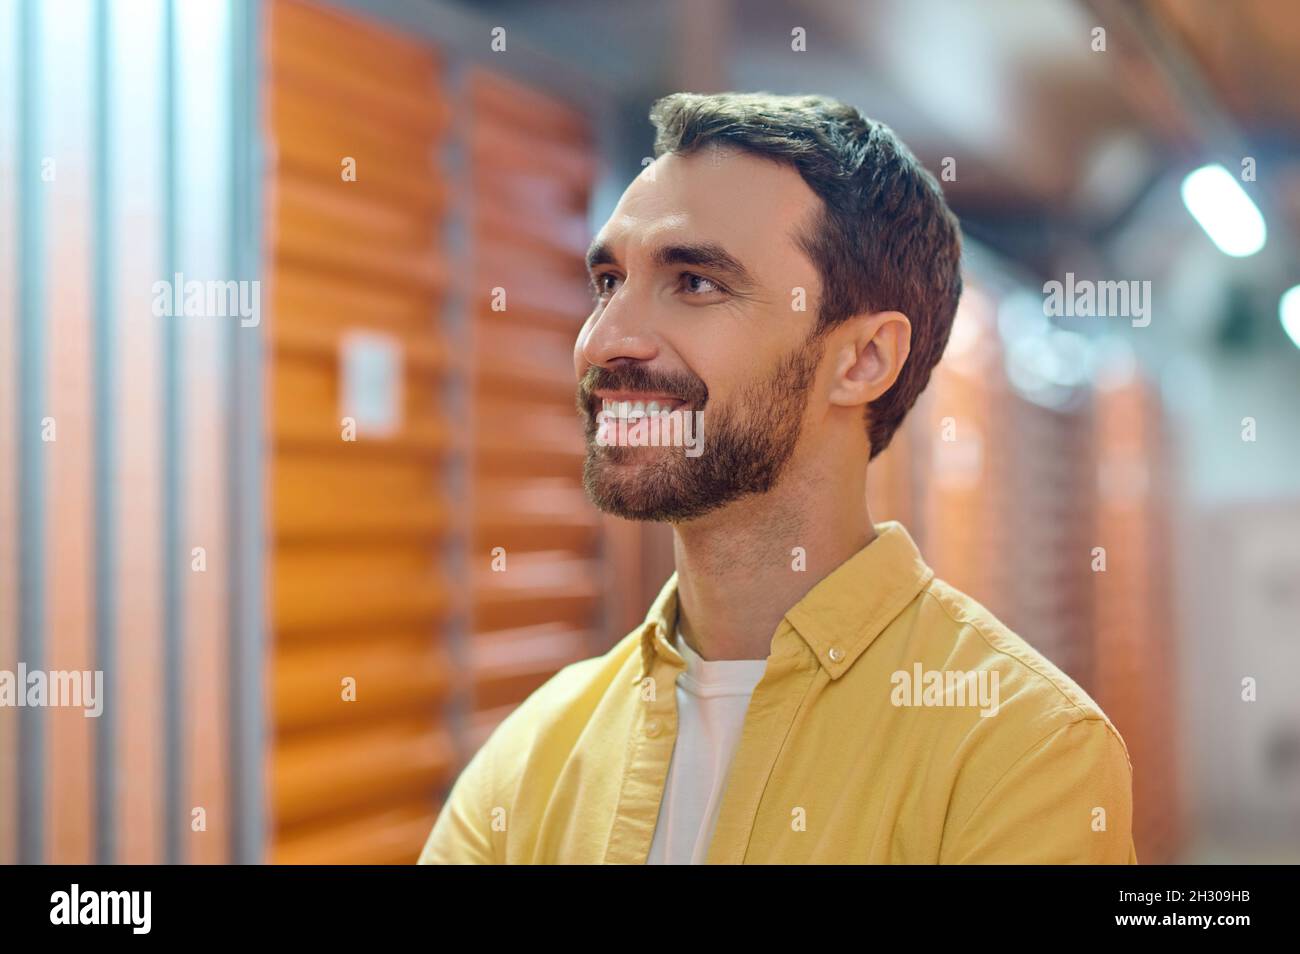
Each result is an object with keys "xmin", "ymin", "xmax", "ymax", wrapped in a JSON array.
[
  {"xmin": 645, "ymin": 719, "xmax": 662, "ymax": 737},
  {"xmin": 828, "ymin": 647, "xmax": 844, "ymax": 663}
]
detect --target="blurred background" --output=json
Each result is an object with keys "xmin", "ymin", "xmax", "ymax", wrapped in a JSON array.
[{"xmin": 1, "ymin": 0, "xmax": 1298, "ymax": 865}]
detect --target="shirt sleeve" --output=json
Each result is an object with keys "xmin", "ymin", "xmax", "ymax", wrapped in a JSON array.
[
  {"xmin": 942, "ymin": 717, "xmax": 1138, "ymax": 864},
  {"xmin": 416, "ymin": 738, "xmax": 500, "ymax": 865}
]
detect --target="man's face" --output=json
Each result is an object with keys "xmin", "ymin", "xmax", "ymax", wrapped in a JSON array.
[{"xmin": 574, "ymin": 147, "xmax": 828, "ymax": 522}]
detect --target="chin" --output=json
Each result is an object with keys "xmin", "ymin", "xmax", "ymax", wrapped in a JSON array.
[
  {"xmin": 584, "ymin": 454, "xmax": 664, "ymax": 517},
  {"xmin": 582, "ymin": 454, "xmax": 726, "ymax": 523}
]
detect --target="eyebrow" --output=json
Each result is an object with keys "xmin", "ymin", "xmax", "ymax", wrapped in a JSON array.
[{"xmin": 584, "ymin": 239, "xmax": 759, "ymax": 290}]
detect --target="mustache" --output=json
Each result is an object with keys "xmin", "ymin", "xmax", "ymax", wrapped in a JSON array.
[{"xmin": 576, "ymin": 364, "xmax": 709, "ymax": 418}]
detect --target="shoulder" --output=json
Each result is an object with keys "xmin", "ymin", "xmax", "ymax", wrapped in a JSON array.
[
  {"xmin": 897, "ymin": 577, "xmax": 1134, "ymax": 857},
  {"xmin": 905, "ymin": 574, "xmax": 1133, "ymax": 773}
]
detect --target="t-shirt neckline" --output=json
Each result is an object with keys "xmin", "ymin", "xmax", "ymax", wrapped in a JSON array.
[{"xmin": 674, "ymin": 627, "xmax": 769, "ymax": 695}]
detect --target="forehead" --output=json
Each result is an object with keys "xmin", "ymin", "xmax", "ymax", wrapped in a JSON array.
[{"xmin": 593, "ymin": 149, "xmax": 823, "ymax": 283}]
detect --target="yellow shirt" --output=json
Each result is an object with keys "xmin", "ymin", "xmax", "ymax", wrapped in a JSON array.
[{"xmin": 419, "ymin": 521, "xmax": 1138, "ymax": 864}]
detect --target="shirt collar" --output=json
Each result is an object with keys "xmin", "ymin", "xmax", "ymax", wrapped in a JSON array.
[
  {"xmin": 637, "ymin": 571, "xmax": 685, "ymax": 682},
  {"xmin": 636, "ymin": 521, "xmax": 934, "ymax": 682}
]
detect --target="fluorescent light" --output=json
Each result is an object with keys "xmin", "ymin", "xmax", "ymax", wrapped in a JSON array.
[
  {"xmin": 1180, "ymin": 163, "xmax": 1267, "ymax": 257},
  {"xmin": 1281, "ymin": 285, "xmax": 1300, "ymax": 350}
]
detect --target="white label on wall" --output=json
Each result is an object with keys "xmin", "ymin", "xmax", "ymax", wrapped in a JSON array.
[{"xmin": 340, "ymin": 330, "xmax": 402, "ymax": 437}]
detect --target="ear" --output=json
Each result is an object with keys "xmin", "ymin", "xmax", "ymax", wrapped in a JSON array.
[{"xmin": 827, "ymin": 310, "xmax": 911, "ymax": 409}]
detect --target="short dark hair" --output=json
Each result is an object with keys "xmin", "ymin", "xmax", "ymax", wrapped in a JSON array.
[{"xmin": 649, "ymin": 91, "xmax": 963, "ymax": 459}]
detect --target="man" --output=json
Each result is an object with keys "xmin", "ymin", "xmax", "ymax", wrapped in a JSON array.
[{"xmin": 419, "ymin": 92, "xmax": 1136, "ymax": 864}]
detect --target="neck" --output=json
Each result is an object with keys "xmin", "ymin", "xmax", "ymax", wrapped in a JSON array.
[{"xmin": 672, "ymin": 454, "xmax": 875, "ymax": 661}]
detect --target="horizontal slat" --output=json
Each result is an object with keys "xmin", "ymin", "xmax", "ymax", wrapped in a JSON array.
[
  {"xmin": 475, "ymin": 367, "xmax": 575, "ymax": 404},
  {"xmin": 472, "ymin": 170, "xmax": 586, "ymax": 242},
  {"xmin": 274, "ymin": 492, "xmax": 449, "ymax": 542},
  {"xmin": 473, "ymin": 449, "xmax": 584, "ymax": 481},
  {"xmin": 470, "ymin": 621, "xmax": 594, "ymax": 673},
  {"xmin": 271, "ymin": 263, "xmax": 440, "ymax": 333},
  {"xmin": 471, "ymin": 551, "xmax": 601, "ymax": 593},
  {"xmin": 273, "ymin": 240, "xmax": 443, "ymax": 294},
  {"xmin": 274, "ymin": 455, "xmax": 451, "ymax": 542},
  {"xmin": 472, "ymin": 192, "xmax": 589, "ymax": 261},
  {"xmin": 272, "ymin": 595, "xmax": 451, "ymax": 640},
  {"xmin": 272, "ymin": 146, "xmax": 444, "ymax": 214},
  {"xmin": 276, "ymin": 175, "xmax": 438, "ymax": 250},
  {"xmin": 269, "ymin": 81, "xmax": 440, "ymax": 171},
  {"xmin": 470, "ymin": 299, "xmax": 588, "ymax": 337},
  {"xmin": 469, "ymin": 622, "xmax": 592, "ymax": 710},
  {"xmin": 273, "ymin": 719, "xmax": 455, "ymax": 828},
  {"xmin": 274, "ymin": 638, "xmax": 453, "ymax": 732},
  {"xmin": 271, "ymin": 318, "xmax": 448, "ymax": 375},
  {"xmin": 469, "ymin": 137, "xmax": 593, "ymax": 206},
  {"xmin": 272, "ymin": 800, "xmax": 440, "ymax": 865},
  {"xmin": 472, "ymin": 522, "xmax": 597, "ymax": 555},
  {"xmin": 474, "ymin": 668, "xmax": 568, "ymax": 713},
  {"xmin": 273, "ymin": 622, "xmax": 441, "ymax": 648},
  {"xmin": 469, "ymin": 255, "xmax": 591, "ymax": 329},
  {"xmin": 271, "ymin": 356, "xmax": 451, "ymax": 455},
  {"xmin": 274, "ymin": 421, "xmax": 449, "ymax": 458},
  {"xmin": 473, "ymin": 477, "xmax": 599, "ymax": 552},
  {"xmin": 474, "ymin": 399, "xmax": 585, "ymax": 453},
  {"xmin": 274, "ymin": 547, "xmax": 450, "ymax": 633},
  {"xmin": 471, "ymin": 551, "xmax": 600, "ymax": 632},
  {"xmin": 468, "ymin": 65, "xmax": 592, "ymax": 152},
  {"xmin": 270, "ymin": 43, "xmax": 447, "ymax": 140},
  {"xmin": 472, "ymin": 478, "xmax": 595, "ymax": 522},
  {"xmin": 271, "ymin": 454, "xmax": 444, "ymax": 501},
  {"xmin": 271, "ymin": 172, "xmax": 444, "ymax": 289},
  {"xmin": 473, "ymin": 595, "xmax": 599, "ymax": 635},
  {"xmin": 473, "ymin": 322, "xmax": 582, "ymax": 401},
  {"xmin": 271, "ymin": 0, "xmax": 439, "ymax": 91}
]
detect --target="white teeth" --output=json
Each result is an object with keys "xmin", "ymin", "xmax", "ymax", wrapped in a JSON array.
[{"xmin": 600, "ymin": 397, "xmax": 685, "ymax": 420}]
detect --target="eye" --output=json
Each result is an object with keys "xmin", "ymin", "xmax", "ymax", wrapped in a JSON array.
[
  {"xmin": 680, "ymin": 272, "xmax": 726, "ymax": 296},
  {"xmin": 589, "ymin": 272, "xmax": 620, "ymax": 301}
]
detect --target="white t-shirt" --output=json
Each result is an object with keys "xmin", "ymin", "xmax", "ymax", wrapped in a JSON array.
[{"xmin": 645, "ymin": 628, "xmax": 769, "ymax": 864}]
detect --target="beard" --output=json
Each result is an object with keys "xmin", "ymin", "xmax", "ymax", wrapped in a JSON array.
[{"xmin": 576, "ymin": 329, "xmax": 826, "ymax": 522}]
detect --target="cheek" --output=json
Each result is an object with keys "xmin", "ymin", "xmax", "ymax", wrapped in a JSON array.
[
  {"xmin": 668, "ymin": 330, "xmax": 752, "ymax": 407},
  {"xmin": 707, "ymin": 335, "xmax": 810, "ymax": 409}
]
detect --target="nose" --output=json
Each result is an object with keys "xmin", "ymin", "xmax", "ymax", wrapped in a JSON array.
[{"xmin": 574, "ymin": 285, "xmax": 659, "ymax": 378}]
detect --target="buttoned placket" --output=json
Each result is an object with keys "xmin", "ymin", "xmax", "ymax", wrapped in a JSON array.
[
  {"xmin": 703, "ymin": 621, "xmax": 822, "ymax": 864},
  {"xmin": 603, "ymin": 619, "xmax": 825, "ymax": 865},
  {"xmin": 602, "ymin": 623, "xmax": 685, "ymax": 864}
]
